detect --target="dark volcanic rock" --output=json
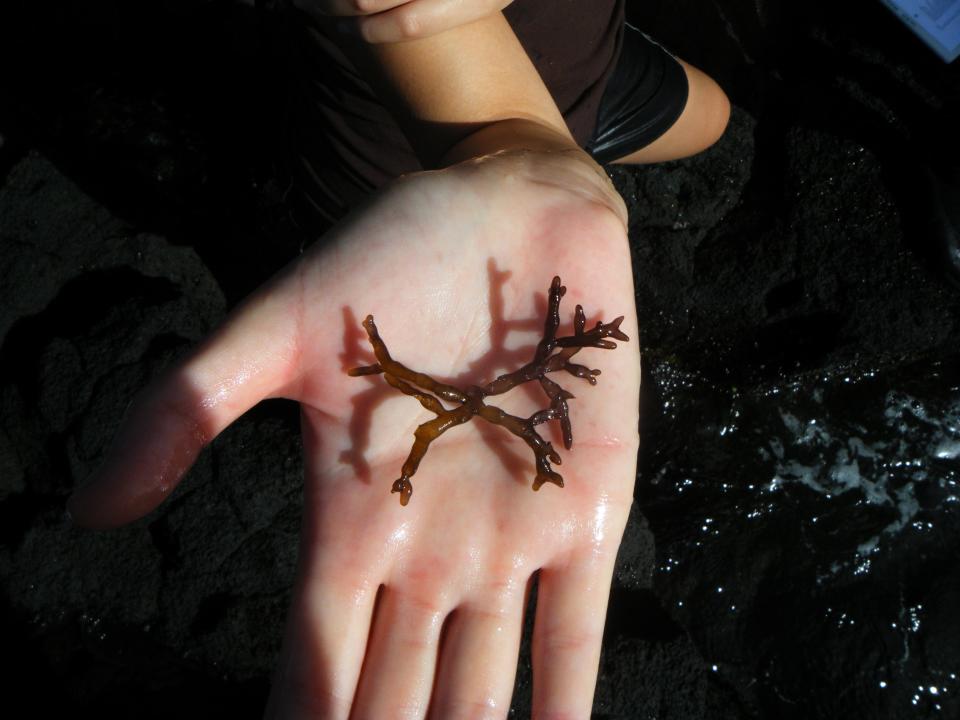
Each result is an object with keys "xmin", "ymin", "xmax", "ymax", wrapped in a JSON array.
[
  {"xmin": 613, "ymin": 502, "xmax": 656, "ymax": 591},
  {"xmin": 595, "ymin": 635, "xmax": 709, "ymax": 720},
  {"xmin": 2, "ymin": 1, "xmax": 960, "ymax": 719},
  {"xmin": 0, "ymin": 154, "xmax": 303, "ymax": 715},
  {"xmin": 609, "ymin": 105, "xmax": 756, "ymax": 351}
]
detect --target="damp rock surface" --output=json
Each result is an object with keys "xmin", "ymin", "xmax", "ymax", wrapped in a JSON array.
[{"xmin": 2, "ymin": 1, "xmax": 960, "ymax": 719}]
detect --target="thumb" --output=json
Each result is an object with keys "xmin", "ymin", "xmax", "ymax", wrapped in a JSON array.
[{"xmin": 67, "ymin": 273, "xmax": 303, "ymax": 529}]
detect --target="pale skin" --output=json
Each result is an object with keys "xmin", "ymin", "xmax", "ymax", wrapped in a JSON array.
[
  {"xmin": 68, "ymin": 148, "xmax": 641, "ymax": 719},
  {"xmin": 298, "ymin": 0, "xmax": 516, "ymax": 43},
  {"xmin": 613, "ymin": 58, "xmax": 730, "ymax": 165},
  {"xmin": 68, "ymin": 7, "xmax": 729, "ymax": 718},
  {"xmin": 304, "ymin": 0, "xmax": 731, "ymax": 165}
]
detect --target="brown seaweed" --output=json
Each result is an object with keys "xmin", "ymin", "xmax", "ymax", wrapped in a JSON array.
[{"xmin": 348, "ymin": 276, "xmax": 629, "ymax": 505}]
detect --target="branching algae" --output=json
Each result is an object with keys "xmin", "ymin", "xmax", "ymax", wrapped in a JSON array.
[{"xmin": 348, "ymin": 276, "xmax": 629, "ymax": 505}]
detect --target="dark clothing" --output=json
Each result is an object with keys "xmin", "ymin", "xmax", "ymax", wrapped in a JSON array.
[
  {"xmin": 587, "ymin": 23, "xmax": 689, "ymax": 164},
  {"xmin": 504, "ymin": 0, "xmax": 625, "ymax": 147},
  {"xmin": 280, "ymin": 1, "xmax": 686, "ymax": 229}
]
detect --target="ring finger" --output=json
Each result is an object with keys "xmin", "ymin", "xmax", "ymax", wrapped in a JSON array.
[
  {"xmin": 351, "ymin": 583, "xmax": 453, "ymax": 718},
  {"xmin": 428, "ymin": 576, "xmax": 529, "ymax": 719}
]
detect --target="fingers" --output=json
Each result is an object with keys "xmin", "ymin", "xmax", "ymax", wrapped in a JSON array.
[
  {"xmin": 307, "ymin": 0, "xmax": 511, "ymax": 44},
  {"xmin": 351, "ymin": 585, "xmax": 452, "ymax": 719},
  {"xmin": 265, "ymin": 577, "xmax": 380, "ymax": 720},
  {"xmin": 309, "ymin": 0, "xmax": 408, "ymax": 17},
  {"xmin": 531, "ymin": 548, "xmax": 619, "ymax": 719},
  {"xmin": 67, "ymin": 270, "xmax": 303, "ymax": 528},
  {"xmin": 429, "ymin": 580, "xmax": 527, "ymax": 719},
  {"xmin": 353, "ymin": 0, "xmax": 512, "ymax": 43}
]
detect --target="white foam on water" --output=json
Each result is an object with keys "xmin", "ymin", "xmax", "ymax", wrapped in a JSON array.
[
  {"xmin": 766, "ymin": 388, "xmax": 959, "ymax": 557},
  {"xmin": 934, "ymin": 439, "xmax": 960, "ymax": 459}
]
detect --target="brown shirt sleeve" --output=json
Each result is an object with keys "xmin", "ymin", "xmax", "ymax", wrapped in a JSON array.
[
  {"xmin": 505, "ymin": 0, "xmax": 623, "ymax": 146},
  {"xmin": 282, "ymin": 0, "xmax": 623, "ymax": 225}
]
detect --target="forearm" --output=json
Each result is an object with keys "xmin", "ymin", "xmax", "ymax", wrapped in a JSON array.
[{"xmin": 335, "ymin": 12, "xmax": 578, "ymax": 165}]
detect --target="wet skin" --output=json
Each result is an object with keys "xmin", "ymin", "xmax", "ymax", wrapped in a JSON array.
[
  {"xmin": 68, "ymin": 149, "xmax": 641, "ymax": 719},
  {"xmin": 350, "ymin": 275, "xmax": 630, "ymax": 507}
]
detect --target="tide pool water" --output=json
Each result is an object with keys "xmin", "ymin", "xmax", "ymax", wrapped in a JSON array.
[{"xmin": 639, "ymin": 353, "xmax": 960, "ymax": 718}]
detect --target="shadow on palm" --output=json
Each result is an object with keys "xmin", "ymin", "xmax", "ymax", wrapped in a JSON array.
[
  {"xmin": 68, "ymin": 149, "xmax": 640, "ymax": 719},
  {"xmin": 335, "ymin": 255, "xmax": 630, "ymax": 506},
  {"xmin": 338, "ymin": 257, "xmax": 544, "ymax": 488}
]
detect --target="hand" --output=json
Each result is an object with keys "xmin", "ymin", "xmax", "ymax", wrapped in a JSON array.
[
  {"xmin": 296, "ymin": 0, "xmax": 514, "ymax": 43},
  {"xmin": 68, "ymin": 148, "xmax": 639, "ymax": 718}
]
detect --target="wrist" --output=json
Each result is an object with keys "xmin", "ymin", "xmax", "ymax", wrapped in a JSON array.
[
  {"xmin": 440, "ymin": 119, "xmax": 628, "ymax": 230},
  {"xmin": 440, "ymin": 117, "xmax": 579, "ymax": 165}
]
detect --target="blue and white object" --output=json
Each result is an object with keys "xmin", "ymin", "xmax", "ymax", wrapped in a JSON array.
[{"xmin": 879, "ymin": 0, "xmax": 960, "ymax": 62}]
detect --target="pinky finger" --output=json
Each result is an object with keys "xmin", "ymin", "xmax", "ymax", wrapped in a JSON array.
[{"xmin": 530, "ymin": 548, "xmax": 618, "ymax": 718}]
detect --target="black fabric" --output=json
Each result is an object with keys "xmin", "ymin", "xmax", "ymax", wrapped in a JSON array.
[
  {"xmin": 279, "ymin": 1, "xmax": 624, "ymax": 231},
  {"xmin": 586, "ymin": 23, "xmax": 689, "ymax": 164}
]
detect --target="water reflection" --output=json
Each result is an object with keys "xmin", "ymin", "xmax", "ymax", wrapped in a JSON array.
[{"xmin": 638, "ymin": 354, "xmax": 960, "ymax": 718}]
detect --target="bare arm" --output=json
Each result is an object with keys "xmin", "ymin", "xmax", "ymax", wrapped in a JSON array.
[
  {"xmin": 331, "ymin": 11, "xmax": 577, "ymax": 165},
  {"xmin": 68, "ymin": 12, "xmax": 636, "ymax": 720}
]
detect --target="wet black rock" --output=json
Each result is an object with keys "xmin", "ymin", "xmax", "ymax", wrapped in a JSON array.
[
  {"xmin": 595, "ymin": 634, "xmax": 708, "ymax": 719},
  {"xmin": 2, "ymin": 0, "xmax": 960, "ymax": 718},
  {"xmin": 0, "ymin": 154, "xmax": 301, "ymax": 716},
  {"xmin": 613, "ymin": 502, "xmax": 655, "ymax": 591}
]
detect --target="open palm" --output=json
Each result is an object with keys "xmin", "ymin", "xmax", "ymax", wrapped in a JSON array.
[{"xmin": 69, "ymin": 149, "xmax": 640, "ymax": 719}]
